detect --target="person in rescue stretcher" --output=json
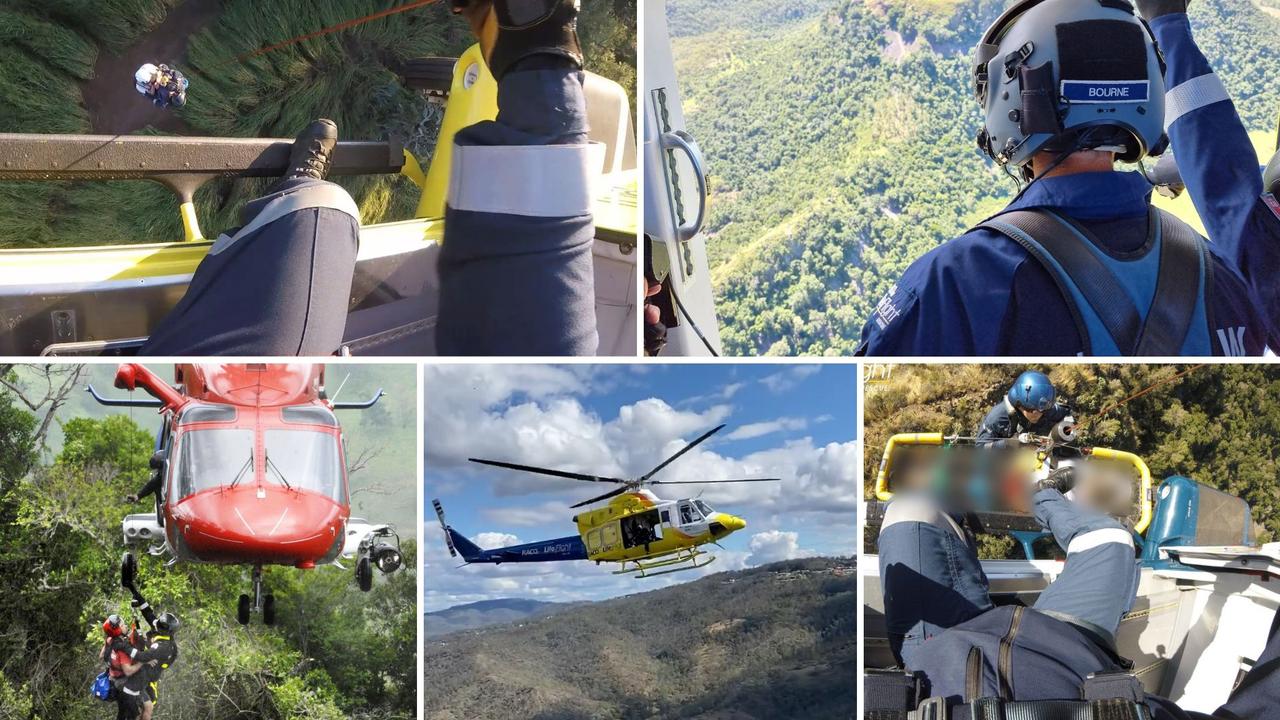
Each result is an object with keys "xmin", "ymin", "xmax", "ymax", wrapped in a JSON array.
[
  {"xmin": 856, "ymin": 0, "xmax": 1280, "ymax": 357},
  {"xmin": 140, "ymin": 0, "xmax": 597, "ymax": 356},
  {"xmin": 876, "ymin": 464, "xmax": 1280, "ymax": 719}
]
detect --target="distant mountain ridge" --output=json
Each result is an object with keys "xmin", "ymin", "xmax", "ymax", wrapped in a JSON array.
[
  {"xmin": 423, "ymin": 557, "xmax": 857, "ymax": 720},
  {"xmin": 426, "ymin": 598, "xmax": 582, "ymax": 638}
]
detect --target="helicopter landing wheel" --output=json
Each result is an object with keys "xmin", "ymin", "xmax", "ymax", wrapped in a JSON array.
[
  {"xmin": 237, "ymin": 594, "xmax": 251, "ymax": 626},
  {"xmin": 263, "ymin": 594, "xmax": 276, "ymax": 626},
  {"xmin": 356, "ymin": 556, "xmax": 373, "ymax": 592}
]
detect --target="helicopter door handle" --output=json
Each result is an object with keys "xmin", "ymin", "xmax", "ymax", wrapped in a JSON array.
[{"xmin": 660, "ymin": 130, "xmax": 708, "ymax": 242}]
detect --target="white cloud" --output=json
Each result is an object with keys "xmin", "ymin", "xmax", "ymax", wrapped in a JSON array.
[
  {"xmin": 747, "ymin": 530, "xmax": 815, "ymax": 565},
  {"xmin": 725, "ymin": 417, "xmax": 808, "ymax": 440},
  {"xmin": 759, "ymin": 365, "xmax": 821, "ymax": 394},
  {"xmin": 479, "ymin": 501, "xmax": 576, "ymax": 527},
  {"xmin": 475, "ymin": 532, "xmax": 520, "ymax": 549}
]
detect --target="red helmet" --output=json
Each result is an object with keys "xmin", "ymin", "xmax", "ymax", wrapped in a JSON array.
[{"xmin": 102, "ymin": 614, "xmax": 125, "ymax": 638}]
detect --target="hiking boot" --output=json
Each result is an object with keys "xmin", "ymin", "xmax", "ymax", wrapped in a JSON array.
[
  {"xmin": 1037, "ymin": 465, "xmax": 1076, "ymax": 495},
  {"xmin": 282, "ymin": 119, "xmax": 338, "ymax": 183}
]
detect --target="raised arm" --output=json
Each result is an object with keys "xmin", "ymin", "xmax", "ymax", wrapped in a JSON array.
[{"xmin": 1144, "ymin": 5, "xmax": 1261, "ymax": 249}]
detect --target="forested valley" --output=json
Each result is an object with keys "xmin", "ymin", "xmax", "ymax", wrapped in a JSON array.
[{"xmin": 670, "ymin": 0, "xmax": 1280, "ymax": 355}]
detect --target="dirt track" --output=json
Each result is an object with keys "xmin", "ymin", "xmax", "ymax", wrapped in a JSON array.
[{"xmin": 81, "ymin": 0, "xmax": 222, "ymax": 135}]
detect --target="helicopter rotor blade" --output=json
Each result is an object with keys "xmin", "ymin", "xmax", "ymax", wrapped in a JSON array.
[
  {"xmin": 468, "ymin": 458, "xmax": 628, "ymax": 484},
  {"xmin": 639, "ymin": 424, "xmax": 727, "ymax": 482},
  {"xmin": 570, "ymin": 486, "xmax": 631, "ymax": 509},
  {"xmin": 650, "ymin": 478, "xmax": 782, "ymax": 485}
]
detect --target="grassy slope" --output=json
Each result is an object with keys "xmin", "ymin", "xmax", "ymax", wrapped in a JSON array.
[
  {"xmin": 0, "ymin": 1, "xmax": 635, "ymax": 248},
  {"xmin": 672, "ymin": 0, "xmax": 1280, "ymax": 355},
  {"xmin": 423, "ymin": 558, "xmax": 856, "ymax": 720}
]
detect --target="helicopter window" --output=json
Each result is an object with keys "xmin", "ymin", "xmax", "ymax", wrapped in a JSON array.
[
  {"xmin": 281, "ymin": 406, "xmax": 338, "ymax": 427},
  {"xmin": 694, "ymin": 500, "xmax": 714, "ymax": 517},
  {"xmin": 679, "ymin": 501, "xmax": 702, "ymax": 525},
  {"xmin": 174, "ymin": 429, "xmax": 255, "ymax": 499},
  {"xmin": 177, "ymin": 404, "xmax": 237, "ymax": 424},
  {"xmin": 263, "ymin": 430, "xmax": 344, "ymax": 502}
]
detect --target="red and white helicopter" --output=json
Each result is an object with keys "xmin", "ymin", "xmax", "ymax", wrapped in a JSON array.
[{"xmin": 90, "ymin": 363, "xmax": 403, "ymax": 625}]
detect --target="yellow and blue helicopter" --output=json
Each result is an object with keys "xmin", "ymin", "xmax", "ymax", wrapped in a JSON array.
[{"xmin": 433, "ymin": 424, "xmax": 779, "ymax": 578}]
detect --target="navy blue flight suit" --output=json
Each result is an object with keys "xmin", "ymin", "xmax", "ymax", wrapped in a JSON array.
[{"xmin": 976, "ymin": 399, "xmax": 1073, "ymax": 448}]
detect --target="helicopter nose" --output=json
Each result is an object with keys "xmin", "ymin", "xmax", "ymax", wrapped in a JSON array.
[{"xmin": 710, "ymin": 513, "xmax": 747, "ymax": 537}]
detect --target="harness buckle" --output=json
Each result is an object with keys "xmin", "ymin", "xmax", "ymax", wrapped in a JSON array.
[{"xmin": 910, "ymin": 696, "xmax": 949, "ymax": 720}]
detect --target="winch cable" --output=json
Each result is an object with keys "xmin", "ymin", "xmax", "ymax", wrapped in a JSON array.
[
  {"xmin": 1080, "ymin": 363, "xmax": 1206, "ymax": 433},
  {"xmin": 214, "ymin": 0, "xmax": 448, "ymax": 69}
]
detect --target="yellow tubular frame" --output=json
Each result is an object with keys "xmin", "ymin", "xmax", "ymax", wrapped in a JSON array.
[
  {"xmin": 874, "ymin": 435, "xmax": 1155, "ymax": 534},
  {"xmin": 1088, "ymin": 447, "xmax": 1154, "ymax": 534},
  {"xmin": 874, "ymin": 433, "xmax": 945, "ymax": 502}
]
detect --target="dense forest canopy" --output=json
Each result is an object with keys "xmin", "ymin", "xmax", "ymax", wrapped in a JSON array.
[
  {"xmin": 0, "ymin": 365, "xmax": 417, "ymax": 719},
  {"xmin": 669, "ymin": 0, "xmax": 1280, "ymax": 355},
  {"xmin": 863, "ymin": 364, "xmax": 1280, "ymax": 555},
  {"xmin": 0, "ymin": 0, "xmax": 635, "ymax": 248}
]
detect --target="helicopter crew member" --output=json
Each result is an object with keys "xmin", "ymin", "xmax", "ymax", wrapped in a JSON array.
[
  {"xmin": 125, "ymin": 450, "xmax": 165, "ymax": 505},
  {"xmin": 976, "ymin": 371, "xmax": 1075, "ymax": 448},
  {"xmin": 874, "ymin": 466, "xmax": 1280, "ymax": 719},
  {"xmin": 855, "ymin": 0, "xmax": 1272, "ymax": 357},
  {"xmin": 139, "ymin": 0, "xmax": 598, "ymax": 356},
  {"xmin": 110, "ymin": 612, "xmax": 178, "ymax": 720}
]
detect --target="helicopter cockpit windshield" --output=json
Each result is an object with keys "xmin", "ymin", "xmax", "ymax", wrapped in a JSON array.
[
  {"xmin": 678, "ymin": 500, "xmax": 704, "ymax": 525},
  {"xmin": 263, "ymin": 429, "xmax": 345, "ymax": 502},
  {"xmin": 693, "ymin": 500, "xmax": 715, "ymax": 517},
  {"xmin": 174, "ymin": 428, "xmax": 254, "ymax": 499}
]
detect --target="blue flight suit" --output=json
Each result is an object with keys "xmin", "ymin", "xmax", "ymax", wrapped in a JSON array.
[
  {"xmin": 1150, "ymin": 13, "xmax": 1280, "ymax": 347},
  {"xmin": 880, "ymin": 488, "xmax": 1280, "ymax": 719},
  {"xmin": 975, "ymin": 399, "xmax": 1072, "ymax": 447},
  {"xmin": 857, "ymin": 16, "xmax": 1271, "ymax": 357}
]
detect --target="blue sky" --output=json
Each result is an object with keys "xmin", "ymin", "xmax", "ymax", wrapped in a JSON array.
[{"xmin": 422, "ymin": 364, "xmax": 859, "ymax": 612}]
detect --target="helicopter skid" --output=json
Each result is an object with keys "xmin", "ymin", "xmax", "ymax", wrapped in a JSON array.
[{"xmin": 614, "ymin": 548, "xmax": 715, "ymax": 578}]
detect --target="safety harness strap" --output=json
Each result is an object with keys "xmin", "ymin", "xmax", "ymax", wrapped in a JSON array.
[
  {"xmin": 1133, "ymin": 210, "xmax": 1203, "ymax": 355},
  {"xmin": 980, "ymin": 208, "xmax": 1203, "ymax": 355},
  {"xmin": 865, "ymin": 668, "xmax": 926, "ymax": 719},
  {"xmin": 981, "ymin": 209, "xmax": 1142, "ymax": 354}
]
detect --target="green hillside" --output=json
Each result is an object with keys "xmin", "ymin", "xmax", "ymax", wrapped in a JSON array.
[
  {"xmin": 0, "ymin": 364, "xmax": 418, "ymax": 718},
  {"xmin": 0, "ymin": 0, "xmax": 635, "ymax": 249},
  {"xmin": 862, "ymin": 364, "xmax": 1280, "ymax": 557},
  {"xmin": 423, "ymin": 557, "xmax": 857, "ymax": 720},
  {"xmin": 670, "ymin": 0, "xmax": 1280, "ymax": 355}
]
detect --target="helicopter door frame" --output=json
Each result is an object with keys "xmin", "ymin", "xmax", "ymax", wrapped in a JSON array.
[
  {"xmin": 643, "ymin": 0, "xmax": 724, "ymax": 357},
  {"xmin": 620, "ymin": 508, "xmax": 662, "ymax": 550}
]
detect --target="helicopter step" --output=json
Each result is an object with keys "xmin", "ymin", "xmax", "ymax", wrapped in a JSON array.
[
  {"xmin": 238, "ymin": 565, "xmax": 276, "ymax": 626},
  {"xmin": 614, "ymin": 547, "xmax": 715, "ymax": 578}
]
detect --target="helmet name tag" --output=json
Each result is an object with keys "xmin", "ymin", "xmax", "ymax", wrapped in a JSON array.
[{"xmin": 1060, "ymin": 80, "xmax": 1149, "ymax": 103}]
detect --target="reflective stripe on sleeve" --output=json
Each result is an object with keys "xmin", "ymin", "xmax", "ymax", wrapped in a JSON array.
[
  {"xmin": 447, "ymin": 142, "xmax": 605, "ymax": 218},
  {"xmin": 1164, "ymin": 73, "xmax": 1230, "ymax": 129},
  {"xmin": 1066, "ymin": 527, "xmax": 1134, "ymax": 554}
]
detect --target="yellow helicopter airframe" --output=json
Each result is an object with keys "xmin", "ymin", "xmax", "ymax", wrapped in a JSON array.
[{"xmin": 433, "ymin": 424, "xmax": 778, "ymax": 578}]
